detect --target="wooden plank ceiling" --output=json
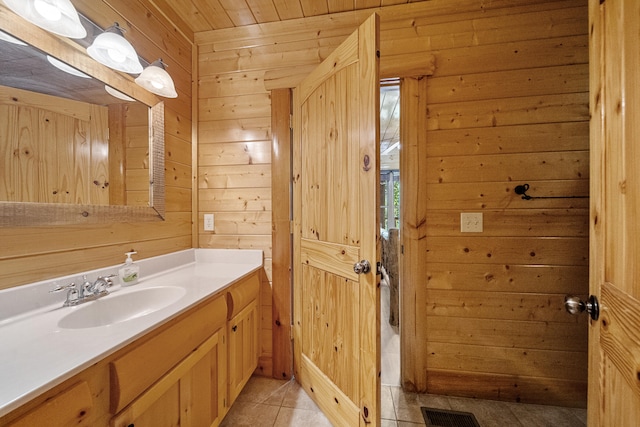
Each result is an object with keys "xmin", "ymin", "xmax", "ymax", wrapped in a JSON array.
[{"xmin": 161, "ymin": 0, "xmax": 430, "ymax": 33}]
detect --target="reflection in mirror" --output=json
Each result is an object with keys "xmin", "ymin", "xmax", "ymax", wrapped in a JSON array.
[{"xmin": 0, "ymin": 12, "xmax": 165, "ymax": 226}]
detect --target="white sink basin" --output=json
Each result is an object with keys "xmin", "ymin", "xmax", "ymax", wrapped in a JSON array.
[{"xmin": 58, "ymin": 286, "xmax": 186, "ymax": 329}]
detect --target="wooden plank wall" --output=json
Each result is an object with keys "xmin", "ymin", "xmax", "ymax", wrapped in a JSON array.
[
  {"xmin": 196, "ymin": 0, "xmax": 589, "ymax": 405},
  {"xmin": 0, "ymin": 0, "xmax": 193, "ymax": 289},
  {"xmin": 0, "ymin": 86, "xmax": 109, "ymax": 205}
]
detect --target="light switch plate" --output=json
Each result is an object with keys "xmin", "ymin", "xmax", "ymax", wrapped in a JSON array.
[
  {"xmin": 204, "ymin": 213, "xmax": 214, "ymax": 231},
  {"xmin": 461, "ymin": 212, "xmax": 483, "ymax": 233}
]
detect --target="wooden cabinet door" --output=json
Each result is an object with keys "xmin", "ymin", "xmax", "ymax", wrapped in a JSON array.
[
  {"xmin": 227, "ymin": 300, "xmax": 259, "ymax": 405},
  {"xmin": 111, "ymin": 330, "xmax": 227, "ymax": 427},
  {"xmin": 292, "ymin": 13, "xmax": 380, "ymax": 427},
  {"xmin": 589, "ymin": 0, "xmax": 640, "ymax": 425}
]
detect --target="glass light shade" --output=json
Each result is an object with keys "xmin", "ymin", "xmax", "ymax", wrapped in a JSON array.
[
  {"xmin": 105, "ymin": 85, "xmax": 135, "ymax": 102},
  {"xmin": 47, "ymin": 55, "xmax": 91, "ymax": 78},
  {"xmin": 3, "ymin": 0, "xmax": 87, "ymax": 39},
  {"xmin": 135, "ymin": 59, "xmax": 177, "ymax": 98},
  {"xmin": 87, "ymin": 23, "xmax": 143, "ymax": 74}
]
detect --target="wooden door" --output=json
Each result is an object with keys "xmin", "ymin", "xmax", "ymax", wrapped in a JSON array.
[
  {"xmin": 292, "ymin": 13, "xmax": 380, "ymax": 427},
  {"xmin": 589, "ymin": 0, "xmax": 640, "ymax": 425}
]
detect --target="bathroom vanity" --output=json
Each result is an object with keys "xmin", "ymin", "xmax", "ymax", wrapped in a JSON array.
[{"xmin": 0, "ymin": 249, "xmax": 262, "ymax": 427}]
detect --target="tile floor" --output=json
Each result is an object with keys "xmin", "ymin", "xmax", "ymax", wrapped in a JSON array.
[
  {"xmin": 221, "ymin": 279, "xmax": 587, "ymax": 426},
  {"xmin": 381, "ymin": 280, "xmax": 401, "ymax": 387},
  {"xmin": 220, "ymin": 376, "xmax": 588, "ymax": 427}
]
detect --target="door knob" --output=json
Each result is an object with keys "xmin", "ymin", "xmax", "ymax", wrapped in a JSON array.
[
  {"xmin": 353, "ymin": 260, "xmax": 371, "ymax": 274},
  {"xmin": 564, "ymin": 295, "xmax": 599, "ymax": 321}
]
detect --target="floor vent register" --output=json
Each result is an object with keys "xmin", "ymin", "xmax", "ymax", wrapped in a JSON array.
[{"xmin": 421, "ymin": 407, "xmax": 481, "ymax": 427}]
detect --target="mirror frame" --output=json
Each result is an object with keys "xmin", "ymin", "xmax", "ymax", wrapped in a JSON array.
[{"xmin": 0, "ymin": 5, "xmax": 165, "ymax": 226}]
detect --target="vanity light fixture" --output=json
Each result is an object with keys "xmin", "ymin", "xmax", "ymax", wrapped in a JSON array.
[
  {"xmin": 135, "ymin": 59, "xmax": 178, "ymax": 98},
  {"xmin": 47, "ymin": 55, "xmax": 91, "ymax": 78},
  {"xmin": 87, "ymin": 23, "xmax": 143, "ymax": 74},
  {"xmin": 3, "ymin": 0, "xmax": 87, "ymax": 39},
  {"xmin": 0, "ymin": 29, "xmax": 27, "ymax": 46},
  {"xmin": 104, "ymin": 85, "xmax": 135, "ymax": 102}
]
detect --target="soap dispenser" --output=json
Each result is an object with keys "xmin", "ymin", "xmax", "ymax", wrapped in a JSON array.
[{"xmin": 119, "ymin": 251, "xmax": 140, "ymax": 286}]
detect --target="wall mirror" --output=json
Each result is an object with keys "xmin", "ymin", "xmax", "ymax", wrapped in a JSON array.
[{"xmin": 0, "ymin": 7, "xmax": 165, "ymax": 226}]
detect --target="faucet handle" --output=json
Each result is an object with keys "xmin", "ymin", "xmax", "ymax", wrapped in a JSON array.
[
  {"xmin": 99, "ymin": 274, "xmax": 117, "ymax": 286},
  {"xmin": 93, "ymin": 274, "xmax": 117, "ymax": 294},
  {"xmin": 49, "ymin": 282, "xmax": 76, "ymax": 293}
]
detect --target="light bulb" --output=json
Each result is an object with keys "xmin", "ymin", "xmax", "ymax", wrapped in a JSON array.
[
  {"xmin": 134, "ymin": 59, "xmax": 177, "ymax": 98},
  {"xmin": 107, "ymin": 48, "xmax": 126, "ymax": 63},
  {"xmin": 34, "ymin": 0, "xmax": 62, "ymax": 21}
]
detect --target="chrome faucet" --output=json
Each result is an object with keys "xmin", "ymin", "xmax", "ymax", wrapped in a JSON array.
[{"xmin": 50, "ymin": 274, "xmax": 116, "ymax": 307}]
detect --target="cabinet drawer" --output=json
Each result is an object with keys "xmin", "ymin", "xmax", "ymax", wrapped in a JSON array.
[
  {"xmin": 110, "ymin": 294, "xmax": 227, "ymax": 414},
  {"xmin": 226, "ymin": 273, "xmax": 259, "ymax": 320},
  {"xmin": 7, "ymin": 381, "xmax": 92, "ymax": 427}
]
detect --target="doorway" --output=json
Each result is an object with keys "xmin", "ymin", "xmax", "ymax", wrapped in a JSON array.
[{"xmin": 380, "ymin": 81, "xmax": 400, "ymax": 386}]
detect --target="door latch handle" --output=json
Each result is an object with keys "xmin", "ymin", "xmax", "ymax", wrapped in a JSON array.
[
  {"xmin": 353, "ymin": 260, "xmax": 371, "ymax": 274},
  {"xmin": 564, "ymin": 295, "xmax": 599, "ymax": 321}
]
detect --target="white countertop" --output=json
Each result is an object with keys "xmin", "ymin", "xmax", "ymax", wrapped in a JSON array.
[{"xmin": 0, "ymin": 249, "xmax": 263, "ymax": 417}]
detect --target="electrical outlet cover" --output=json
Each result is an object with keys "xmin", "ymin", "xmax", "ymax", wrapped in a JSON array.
[
  {"xmin": 204, "ymin": 214, "xmax": 214, "ymax": 231},
  {"xmin": 460, "ymin": 212, "xmax": 483, "ymax": 233}
]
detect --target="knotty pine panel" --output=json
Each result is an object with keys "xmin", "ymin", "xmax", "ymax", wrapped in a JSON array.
[
  {"xmin": 165, "ymin": 187, "xmax": 192, "ymax": 213},
  {"xmin": 199, "ymin": 71, "xmax": 270, "ymax": 97},
  {"xmin": 426, "ymin": 236, "xmax": 588, "ymax": 266},
  {"xmin": 427, "ymin": 93, "xmax": 589, "ymax": 131},
  {"xmin": 197, "ymin": 211, "xmax": 272, "ymax": 234},
  {"xmin": 165, "ymin": 160, "xmax": 192, "ymax": 189},
  {"xmin": 0, "ymin": 212, "xmax": 191, "ymax": 259},
  {"xmin": 199, "ymin": 93, "xmax": 272, "ymax": 121},
  {"xmin": 430, "ymin": 35, "xmax": 588, "ymax": 77},
  {"xmin": 198, "ymin": 235, "xmax": 272, "ymax": 258},
  {"xmin": 199, "ymin": 188, "xmax": 271, "ymax": 212},
  {"xmin": 426, "ymin": 122, "xmax": 589, "ymax": 157},
  {"xmin": 427, "ymin": 64, "xmax": 588, "ymax": 104},
  {"xmin": 426, "ymin": 180, "xmax": 589, "ymax": 210},
  {"xmin": 426, "ymin": 370, "xmax": 586, "ymax": 407},
  {"xmin": 125, "ymin": 148, "xmax": 149, "ymax": 171},
  {"xmin": 427, "ymin": 342, "xmax": 587, "ymax": 382},
  {"xmin": 427, "ymin": 290, "xmax": 579, "ymax": 323},
  {"xmin": 262, "ymin": 258, "xmax": 273, "ymax": 283},
  {"xmin": 0, "ymin": 235, "xmax": 191, "ymax": 289},
  {"xmin": 426, "ymin": 209, "xmax": 589, "ymax": 237},
  {"xmin": 196, "ymin": 0, "xmax": 589, "ymax": 402},
  {"xmin": 165, "ymin": 135, "xmax": 192, "ymax": 166},
  {"xmin": 0, "ymin": 91, "xmax": 110, "ymax": 206},
  {"xmin": 199, "ymin": 117, "xmax": 271, "ymax": 144},
  {"xmin": 426, "ymin": 263, "xmax": 588, "ymax": 294},
  {"xmin": 426, "ymin": 151, "xmax": 589, "ymax": 183},
  {"xmin": 199, "ymin": 141, "xmax": 272, "ymax": 165},
  {"xmin": 198, "ymin": 164, "xmax": 272, "ymax": 189},
  {"xmin": 413, "ymin": 7, "xmax": 585, "ymax": 47},
  {"xmin": 427, "ymin": 316, "xmax": 588, "ymax": 352}
]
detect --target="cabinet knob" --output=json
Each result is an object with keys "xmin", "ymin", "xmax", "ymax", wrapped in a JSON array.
[{"xmin": 232, "ymin": 325, "xmax": 238, "ymax": 332}]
